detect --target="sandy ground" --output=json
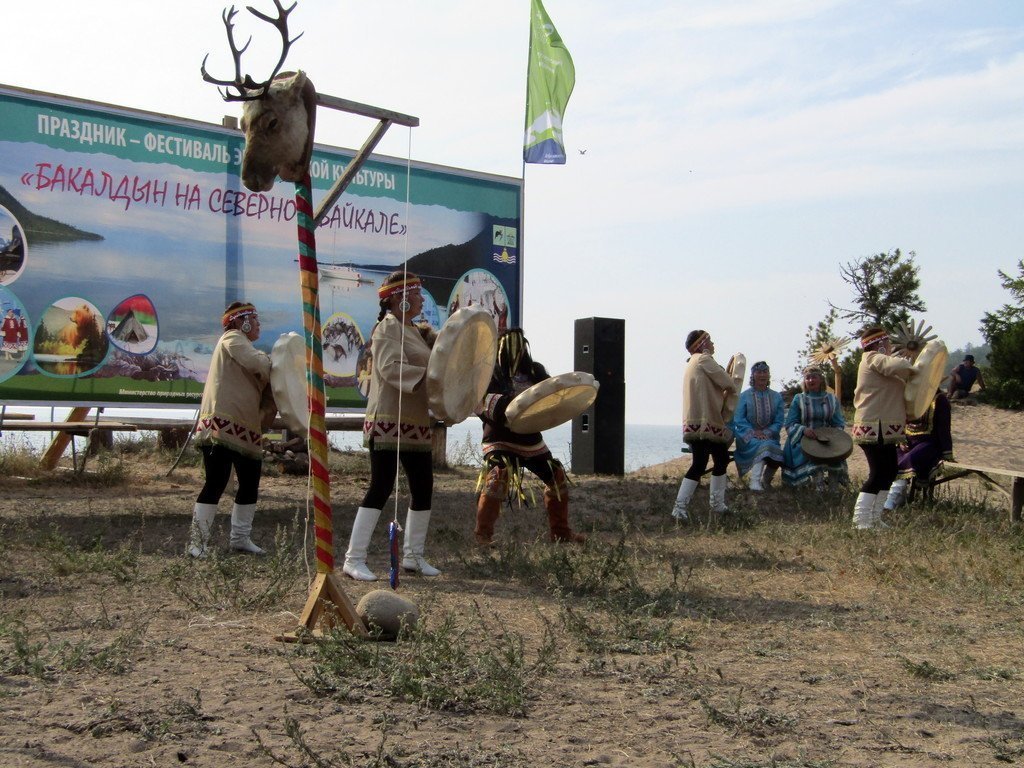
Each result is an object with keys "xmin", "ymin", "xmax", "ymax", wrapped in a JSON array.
[{"xmin": 0, "ymin": 402, "xmax": 1023, "ymax": 767}]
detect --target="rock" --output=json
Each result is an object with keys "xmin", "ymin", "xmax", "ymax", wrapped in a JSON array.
[{"xmin": 356, "ymin": 589, "xmax": 419, "ymax": 640}]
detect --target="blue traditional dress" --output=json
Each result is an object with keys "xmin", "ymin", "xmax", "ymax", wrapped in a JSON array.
[
  {"xmin": 731, "ymin": 387, "xmax": 784, "ymax": 478},
  {"xmin": 782, "ymin": 391, "xmax": 848, "ymax": 486}
]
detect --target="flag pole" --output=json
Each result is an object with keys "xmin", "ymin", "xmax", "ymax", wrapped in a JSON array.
[{"xmin": 519, "ymin": 0, "xmax": 532, "ymax": 329}]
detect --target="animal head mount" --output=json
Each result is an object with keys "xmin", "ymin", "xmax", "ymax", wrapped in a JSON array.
[{"xmin": 202, "ymin": 1, "xmax": 317, "ymax": 192}]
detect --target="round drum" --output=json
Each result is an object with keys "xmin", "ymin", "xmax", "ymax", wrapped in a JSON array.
[
  {"xmin": 722, "ymin": 353, "xmax": 746, "ymax": 422},
  {"xmin": 905, "ymin": 340, "xmax": 948, "ymax": 420},
  {"xmin": 506, "ymin": 371, "xmax": 600, "ymax": 434},
  {"xmin": 270, "ymin": 332, "xmax": 308, "ymax": 437},
  {"xmin": 800, "ymin": 426, "xmax": 853, "ymax": 465},
  {"xmin": 425, "ymin": 308, "xmax": 498, "ymax": 425}
]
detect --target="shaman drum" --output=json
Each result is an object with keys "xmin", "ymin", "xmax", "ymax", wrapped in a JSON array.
[
  {"xmin": 505, "ymin": 371, "xmax": 600, "ymax": 434},
  {"xmin": 904, "ymin": 340, "xmax": 949, "ymax": 420},
  {"xmin": 800, "ymin": 426, "xmax": 853, "ymax": 465},
  {"xmin": 425, "ymin": 308, "xmax": 498, "ymax": 425},
  {"xmin": 270, "ymin": 332, "xmax": 308, "ymax": 437},
  {"xmin": 722, "ymin": 353, "xmax": 746, "ymax": 422}
]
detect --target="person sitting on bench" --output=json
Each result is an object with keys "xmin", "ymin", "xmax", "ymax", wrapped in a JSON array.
[{"xmin": 884, "ymin": 389, "xmax": 955, "ymax": 510}]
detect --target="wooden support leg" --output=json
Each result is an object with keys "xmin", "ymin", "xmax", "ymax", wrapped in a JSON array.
[
  {"xmin": 41, "ymin": 407, "xmax": 91, "ymax": 470},
  {"xmin": 275, "ymin": 572, "xmax": 368, "ymax": 642},
  {"xmin": 1012, "ymin": 477, "xmax": 1023, "ymax": 524}
]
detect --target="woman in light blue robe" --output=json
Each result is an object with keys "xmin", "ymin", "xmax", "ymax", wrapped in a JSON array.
[
  {"xmin": 731, "ymin": 361, "xmax": 785, "ymax": 491},
  {"xmin": 783, "ymin": 367, "xmax": 848, "ymax": 487}
]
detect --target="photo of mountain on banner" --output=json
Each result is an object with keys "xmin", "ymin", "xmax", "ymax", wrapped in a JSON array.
[
  {"xmin": 0, "ymin": 84, "xmax": 522, "ymax": 409},
  {"xmin": 523, "ymin": 0, "xmax": 575, "ymax": 165}
]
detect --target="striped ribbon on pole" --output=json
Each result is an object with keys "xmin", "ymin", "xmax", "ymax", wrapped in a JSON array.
[{"xmin": 294, "ymin": 173, "xmax": 334, "ymax": 573}]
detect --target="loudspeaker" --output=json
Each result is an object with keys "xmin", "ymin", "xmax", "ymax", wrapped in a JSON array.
[{"xmin": 571, "ymin": 317, "xmax": 625, "ymax": 475}]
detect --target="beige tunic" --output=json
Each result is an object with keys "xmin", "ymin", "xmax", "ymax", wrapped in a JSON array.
[
  {"xmin": 852, "ymin": 351, "xmax": 913, "ymax": 444},
  {"xmin": 682, "ymin": 352, "xmax": 738, "ymax": 444},
  {"xmin": 194, "ymin": 329, "xmax": 275, "ymax": 458},
  {"xmin": 363, "ymin": 314, "xmax": 435, "ymax": 451}
]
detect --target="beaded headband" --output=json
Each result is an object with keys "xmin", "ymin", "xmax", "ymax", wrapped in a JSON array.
[
  {"xmin": 686, "ymin": 331, "xmax": 710, "ymax": 354},
  {"xmin": 860, "ymin": 328, "xmax": 888, "ymax": 349},
  {"xmin": 222, "ymin": 303, "xmax": 257, "ymax": 329},
  {"xmin": 378, "ymin": 274, "xmax": 422, "ymax": 300}
]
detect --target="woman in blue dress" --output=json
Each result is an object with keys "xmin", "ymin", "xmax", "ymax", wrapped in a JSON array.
[
  {"xmin": 783, "ymin": 366, "xmax": 848, "ymax": 487},
  {"xmin": 731, "ymin": 361, "xmax": 785, "ymax": 491}
]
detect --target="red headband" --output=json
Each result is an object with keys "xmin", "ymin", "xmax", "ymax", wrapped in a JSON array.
[
  {"xmin": 223, "ymin": 304, "xmax": 257, "ymax": 329},
  {"xmin": 378, "ymin": 274, "xmax": 422, "ymax": 300},
  {"xmin": 860, "ymin": 329, "xmax": 888, "ymax": 349}
]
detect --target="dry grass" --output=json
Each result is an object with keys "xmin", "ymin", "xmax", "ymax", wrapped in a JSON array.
[{"xmin": 1, "ymin": 441, "xmax": 1023, "ymax": 766}]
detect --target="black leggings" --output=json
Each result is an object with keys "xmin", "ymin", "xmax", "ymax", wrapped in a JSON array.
[
  {"xmin": 684, "ymin": 440, "xmax": 730, "ymax": 481},
  {"xmin": 197, "ymin": 444, "xmax": 263, "ymax": 505},
  {"xmin": 361, "ymin": 445, "xmax": 433, "ymax": 510},
  {"xmin": 860, "ymin": 440, "xmax": 898, "ymax": 494}
]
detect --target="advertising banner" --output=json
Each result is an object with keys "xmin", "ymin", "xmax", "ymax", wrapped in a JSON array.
[{"xmin": 0, "ymin": 85, "xmax": 522, "ymax": 409}]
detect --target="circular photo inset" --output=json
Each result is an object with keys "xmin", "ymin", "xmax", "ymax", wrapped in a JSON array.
[
  {"xmin": 0, "ymin": 204, "xmax": 27, "ymax": 286},
  {"xmin": 0, "ymin": 287, "xmax": 30, "ymax": 382},
  {"xmin": 107, "ymin": 294, "xmax": 159, "ymax": 355},
  {"xmin": 322, "ymin": 311, "xmax": 365, "ymax": 379},
  {"xmin": 34, "ymin": 297, "xmax": 110, "ymax": 377},
  {"xmin": 355, "ymin": 343, "xmax": 372, "ymax": 400},
  {"xmin": 416, "ymin": 286, "xmax": 441, "ymax": 330},
  {"xmin": 447, "ymin": 268, "xmax": 511, "ymax": 333}
]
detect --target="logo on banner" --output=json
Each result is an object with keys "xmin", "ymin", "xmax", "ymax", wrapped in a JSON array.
[{"xmin": 492, "ymin": 225, "xmax": 518, "ymax": 265}]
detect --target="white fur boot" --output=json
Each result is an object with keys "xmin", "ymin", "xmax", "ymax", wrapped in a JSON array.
[
  {"xmin": 187, "ymin": 502, "xmax": 218, "ymax": 558},
  {"xmin": 853, "ymin": 491, "xmax": 883, "ymax": 530},
  {"xmin": 402, "ymin": 509, "xmax": 440, "ymax": 576},
  {"xmin": 343, "ymin": 507, "xmax": 381, "ymax": 581},
  {"xmin": 229, "ymin": 503, "xmax": 266, "ymax": 555},
  {"xmin": 884, "ymin": 479, "xmax": 908, "ymax": 511},
  {"xmin": 710, "ymin": 474, "xmax": 729, "ymax": 513},
  {"xmin": 748, "ymin": 461, "xmax": 765, "ymax": 492},
  {"xmin": 672, "ymin": 477, "xmax": 699, "ymax": 521}
]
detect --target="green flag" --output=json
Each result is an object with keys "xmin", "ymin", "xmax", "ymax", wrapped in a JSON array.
[{"xmin": 524, "ymin": 0, "xmax": 575, "ymax": 164}]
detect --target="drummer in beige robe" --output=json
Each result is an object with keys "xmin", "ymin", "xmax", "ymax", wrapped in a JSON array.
[
  {"xmin": 187, "ymin": 301, "xmax": 277, "ymax": 558},
  {"xmin": 671, "ymin": 329, "xmax": 739, "ymax": 520},
  {"xmin": 850, "ymin": 326, "xmax": 914, "ymax": 529},
  {"xmin": 343, "ymin": 271, "xmax": 441, "ymax": 581}
]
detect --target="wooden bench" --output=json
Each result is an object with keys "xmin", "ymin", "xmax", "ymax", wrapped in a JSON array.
[{"xmin": 926, "ymin": 462, "xmax": 1024, "ymax": 522}]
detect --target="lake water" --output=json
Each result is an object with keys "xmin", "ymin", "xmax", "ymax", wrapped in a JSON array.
[{"xmin": 3, "ymin": 406, "xmax": 685, "ymax": 473}]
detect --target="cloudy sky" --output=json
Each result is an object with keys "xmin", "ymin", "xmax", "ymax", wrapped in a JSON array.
[{"xmin": 5, "ymin": 0, "xmax": 1023, "ymax": 424}]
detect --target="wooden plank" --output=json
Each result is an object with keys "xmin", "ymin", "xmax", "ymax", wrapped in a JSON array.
[
  {"xmin": 1, "ymin": 421, "xmax": 137, "ymax": 431},
  {"xmin": 943, "ymin": 462, "xmax": 1024, "ymax": 480},
  {"xmin": 0, "ymin": 412, "xmax": 35, "ymax": 420}
]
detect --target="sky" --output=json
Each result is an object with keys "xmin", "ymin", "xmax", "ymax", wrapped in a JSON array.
[{"xmin": 4, "ymin": 0, "xmax": 1023, "ymax": 425}]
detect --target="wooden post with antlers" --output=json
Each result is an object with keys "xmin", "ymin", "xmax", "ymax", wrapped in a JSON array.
[{"xmin": 202, "ymin": 0, "xmax": 417, "ymax": 640}]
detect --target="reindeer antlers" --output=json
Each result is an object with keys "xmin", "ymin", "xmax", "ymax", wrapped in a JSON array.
[{"xmin": 201, "ymin": 0, "xmax": 304, "ymax": 102}]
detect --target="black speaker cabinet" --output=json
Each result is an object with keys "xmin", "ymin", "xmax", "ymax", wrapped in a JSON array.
[{"xmin": 571, "ymin": 317, "xmax": 625, "ymax": 475}]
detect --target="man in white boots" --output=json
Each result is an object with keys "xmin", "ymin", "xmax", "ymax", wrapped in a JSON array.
[
  {"xmin": 343, "ymin": 271, "xmax": 440, "ymax": 581},
  {"xmin": 187, "ymin": 301, "xmax": 276, "ymax": 558},
  {"xmin": 850, "ymin": 327, "xmax": 913, "ymax": 530},
  {"xmin": 672, "ymin": 329, "xmax": 739, "ymax": 522}
]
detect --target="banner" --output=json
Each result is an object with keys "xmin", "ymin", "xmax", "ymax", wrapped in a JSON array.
[
  {"xmin": 0, "ymin": 85, "xmax": 522, "ymax": 409},
  {"xmin": 523, "ymin": 0, "xmax": 576, "ymax": 165}
]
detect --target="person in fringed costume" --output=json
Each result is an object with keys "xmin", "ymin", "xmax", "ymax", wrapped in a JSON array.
[
  {"xmin": 2, "ymin": 308, "xmax": 18, "ymax": 360},
  {"xmin": 782, "ymin": 366, "xmax": 848, "ymax": 488},
  {"xmin": 883, "ymin": 389, "xmax": 954, "ymax": 511},
  {"xmin": 672, "ymin": 329, "xmax": 739, "ymax": 520},
  {"xmin": 850, "ymin": 326, "xmax": 913, "ymax": 529},
  {"xmin": 343, "ymin": 271, "xmax": 441, "ymax": 581},
  {"xmin": 188, "ymin": 301, "xmax": 277, "ymax": 558},
  {"xmin": 474, "ymin": 328, "xmax": 586, "ymax": 545},
  {"xmin": 730, "ymin": 361, "xmax": 784, "ymax": 491}
]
